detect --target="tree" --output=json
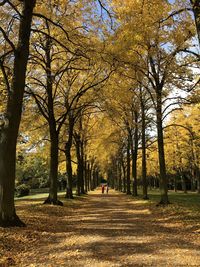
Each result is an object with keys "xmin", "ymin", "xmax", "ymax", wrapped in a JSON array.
[
  {"xmin": 0, "ymin": 0, "xmax": 36, "ymax": 227},
  {"xmin": 110, "ymin": 0, "xmax": 197, "ymax": 204}
]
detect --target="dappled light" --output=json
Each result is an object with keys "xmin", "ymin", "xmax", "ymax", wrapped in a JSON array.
[
  {"xmin": 0, "ymin": 0, "xmax": 200, "ymax": 265},
  {"xmin": 1, "ymin": 189, "xmax": 200, "ymax": 266}
]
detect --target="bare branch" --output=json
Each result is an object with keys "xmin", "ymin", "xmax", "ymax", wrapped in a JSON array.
[
  {"xmin": 31, "ymin": 29, "xmax": 76, "ymax": 56},
  {"xmin": 33, "ymin": 12, "xmax": 77, "ymax": 45},
  {"xmin": 0, "ymin": 26, "xmax": 16, "ymax": 52},
  {"xmin": 160, "ymin": 8, "xmax": 193, "ymax": 23},
  {"xmin": 0, "ymin": 60, "xmax": 10, "ymax": 92}
]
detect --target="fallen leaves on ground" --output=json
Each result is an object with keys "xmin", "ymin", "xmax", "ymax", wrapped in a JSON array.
[{"xmin": 0, "ymin": 190, "xmax": 200, "ymax": 266}]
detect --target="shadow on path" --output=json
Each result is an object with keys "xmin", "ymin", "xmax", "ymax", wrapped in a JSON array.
[{"xmin": 1, "ymin": 189, "xmax": 200, "ymax": 266}]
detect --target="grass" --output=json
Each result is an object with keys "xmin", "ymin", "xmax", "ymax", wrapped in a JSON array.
[
  {"xmin": 146, "ymin": 188, "xmax": 200, "ymax": 207},
  {"xmin": 15, "ymin": 191, "xmax": 66, "ymax": 200},
  {"xmin": 137, "ymin": 188, "xmax": 200, "ymax": 224}
]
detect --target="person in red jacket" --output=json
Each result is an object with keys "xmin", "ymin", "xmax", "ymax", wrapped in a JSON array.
[{"xmin": 101, "ymin": 184, "xmax": 105, "ymax": 194}]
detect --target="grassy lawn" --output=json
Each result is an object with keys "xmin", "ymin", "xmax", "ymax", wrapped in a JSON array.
[
  {"xmin": 138, "ymin": 188, "xmax": 200, "ymax": 225},
  {"xmin": 146, "ymin": 188, "xmax": 200, "ymax": 207},
  {"xmin": 15, "ymin": 191, "xmax": 66, "ymax": 200}
]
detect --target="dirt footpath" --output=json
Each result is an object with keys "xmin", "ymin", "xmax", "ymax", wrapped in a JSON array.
[{"xmin": 1, "ymin": 189, "xmax": 200, "ymax": 266}]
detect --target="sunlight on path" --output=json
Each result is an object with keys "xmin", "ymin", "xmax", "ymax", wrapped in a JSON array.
[{"xmin": 2, "ymin": 189, "xmax": 200, "ymax": 266}]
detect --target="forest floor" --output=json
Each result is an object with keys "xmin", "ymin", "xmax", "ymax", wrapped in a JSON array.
[{"xmin": 1, "ymin": 189, "xmax": 200, "ymax": 267}]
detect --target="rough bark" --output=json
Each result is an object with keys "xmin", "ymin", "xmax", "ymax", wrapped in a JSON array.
[
  {"xmin": 156, "ymin": 91, "xmax": 169, "ymax": 204},
  {"xmin": 75, "ymin": 134, "xmax": 81, "ymax": 196},
  {"xmin": 44, "ymin": 131, "xmax": 62, "ymax": 205},
  {"xmin": 141, "ymin": 97, "xmax": 148, "ymax": 200},
  {"xmin": 65, "ymin": 116, "xmax": 74, "ymax": 199},
  {"xmin": 131, "ymin": 112, "xmax": 138, "ymax": 197},
  {"xmin": 0, "ymin": 0, "xmax": 36, "ymax": 227},
  {"xmin": 126, "ymin": 135, "xmax": 131, "ymax": 195},
  {"xmin": 118, "ymin": 162, "xmax": 122, "ymax": 192},
  {"xmin": 121, "ymin": 158, "xmax": 126, "ymax": 193},
  {"xmin": 84, "ymin": 156, "xmax": 88, "ymax": 193},
  {"xmin": 80, "ymin": 140, "xmax": 85, "ymax": 194},
  {"xmin": 43, "ymin": 37, "xmax": 62, "ymax": 206}
]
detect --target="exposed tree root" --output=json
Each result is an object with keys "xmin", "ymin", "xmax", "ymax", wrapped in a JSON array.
[
  {"xmin": 0, "ymin": 214, "xmax": 26, "ymax": 228},
  {"xmin": 43, "ymin": 197, "xmax": 63, "ymax": 206},
  {"xmin": 156, "ymin": 200, "xmax": 171, "ymax": 206}
]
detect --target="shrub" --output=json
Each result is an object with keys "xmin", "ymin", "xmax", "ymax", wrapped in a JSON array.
[{"xmin": 15, "ymin": 184, "xmax": 30, "ymax": 197}]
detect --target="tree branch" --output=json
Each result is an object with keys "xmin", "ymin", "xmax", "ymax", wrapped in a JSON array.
[{"xmin": 0, "ymin": 26, "xmax": 16, "ymax": 52}]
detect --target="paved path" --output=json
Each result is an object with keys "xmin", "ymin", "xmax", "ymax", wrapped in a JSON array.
[{"xmin": 1, "ymin": 189, "xmax": 200, "ymax": 266}]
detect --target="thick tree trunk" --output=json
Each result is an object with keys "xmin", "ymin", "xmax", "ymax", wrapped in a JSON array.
[
  {"xmin": 75, "ymin": 134, "xmax": 85, "ymax": 195},
  {"xmin": 84, "ymin": 156, "xmax": 88, "ymax": 193},
  {"xmin": 118, "ymin": 162, "xmax": 122, "ymax": 192},
  {"xmin": 181, "ymin": 174, "xmax": 187, "ymax": 193},
  {"xmin": 44, "ymin": 131, "xmax": 62, "ymax": 205},
  {"xmin": 65, "ymin": 117, "xmax": 74, "ymax": 199},
  {"xmin": 0, "ymin": 0, "xmax": 36, "ymax": 227},
  {"xmin": 174, "ymin": 175, "xmax": 177, "ymax": 192},
  {"xmin": 141, "ymin": 100, "xmax": 148, "ymax": 200},
  {"xmin": 43, "ymin": 36, "xmax": 62, "ymax": 206},
  {"xmin": 88, "ymin": 163, "xmax": 92, "ymax": 191},
  {"xmin": 80, "ymin": 141, "xmax": 85, "ymax": 194},
  {"xmin": 75, "ymin": 134, "xmax": 81, "ymax": 196},
  {"xmin": 119, "ymin": 171, "xmax": 122, "ymax": 191},
  {"xmin": 131, "ymin": 112, "xmax": 138, "ymax": 197},
  {"xmin": 156, "ymin": 92, "xmax": 169, "ymax": 204},
  {"xmin": 122, "ymin": 159, "xmax": 126, "ymax": 193},
  {"xmin": 126, "ymin": 135, "xmax": 131, "ymax": 195},
  {"xmin": 65, "ymin": 141, "xmax": 74, "ymax": 199}
]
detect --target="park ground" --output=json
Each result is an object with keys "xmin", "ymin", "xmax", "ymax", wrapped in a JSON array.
[{"xmin": 0, "ymin": 189, "xmax": 200, "ymax": 266}]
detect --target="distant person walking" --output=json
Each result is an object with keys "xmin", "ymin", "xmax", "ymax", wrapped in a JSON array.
[{"xmin": 101, "ymin": 184, "xmax": 105, "ymax": 194}]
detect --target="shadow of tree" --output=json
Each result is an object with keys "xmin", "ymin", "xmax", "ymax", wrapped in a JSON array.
[{"xmin": 1, "ymin": 190, "xmax": 200, "ymax": 266}]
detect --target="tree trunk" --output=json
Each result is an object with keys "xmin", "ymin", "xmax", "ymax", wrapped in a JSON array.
[
  {"xmin": 80, "ymin": 140, "xmax": 85, "ymax": 194},
  {"xmin": 84, "ymin": 156, "xmax": 88, "ymax": 193},
  {"xmin": 44, "ymin": 131, "xmax": 62, "ymax": 205},
  {"xmin": 0, "ymin": 0, "xmax": 36, "ymax": 227},
  {"xmin": 75, "ymin": 134, "xmax": 81, "ymax": 196},
  {"xmin": 43, "ymin": 36, "xmax": 62, "ymax": 206},
  {"xmin": 65, "ymin": 141, "xmax": 74, "ymax": 199},
  {"xmin": 156, "ymin": 91, "xmax": 169, "ymax": 204},
  {"xmin": 126, "ymin": 135, "xmax": 131, "ymax": 195},
  {"xmin": 131, "ymin": 112, "xmax": 138, "ymax": 197},
  {"xmin": 65, "ymin": 117, "xmax": 74, "ymax": 199},
  {"xmin": 141, "ymin": 98, "xmax": 148, "ymax": 200},
  {"xmin": 174, "ymin": 175, "xmax": 177, "ymax": 192},
  {"xmin": 181, "ymin": 173, "xmax": 187, "ymax": 193},
  {"xmin": 191, "ymin": 0, "xmax": 200, "ymax": 45},
  {"xmin": 88, "ymin": 163, "xmax": 92, "ymax": 191},
  {"xmin": 122, "ymin": 159, "xmax": 126, "ymax": 193}
]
